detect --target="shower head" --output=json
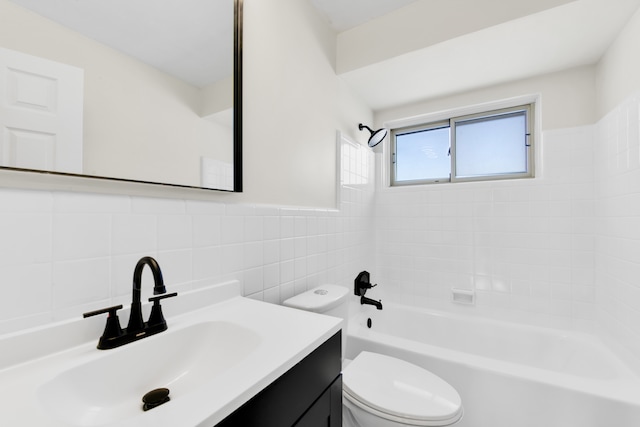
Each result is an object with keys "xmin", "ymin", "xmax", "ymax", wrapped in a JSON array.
[{"xmin": 359, "ymin": 123, "xmax": 388, "ymax": 147}]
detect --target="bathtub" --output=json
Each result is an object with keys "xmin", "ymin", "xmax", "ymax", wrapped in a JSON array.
[{"xmin": 345, "ymin": 303, "xmax": 640, "ymax": 427}]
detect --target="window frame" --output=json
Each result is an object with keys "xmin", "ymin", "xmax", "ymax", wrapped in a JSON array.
[{"xmin": 390, "ymin": 103, "xmax": 534, "ymax": 186}]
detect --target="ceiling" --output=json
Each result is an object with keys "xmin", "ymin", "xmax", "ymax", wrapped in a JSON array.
[
  {"xmin": 312, "ymin": 0, "xmax": 640, "ymax": 111},
  {"xmin": 308, "ymin": 0, "xmax": 419, "ymax": 31}
]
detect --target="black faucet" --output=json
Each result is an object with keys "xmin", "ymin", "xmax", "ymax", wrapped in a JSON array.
[
  {"xmin": 354, "ymin": 271, "xmax": 383, "ymax": 310},
  {"xmin": 360, "ymin": 295, "xmax": 383, "ymax": 310},
  {"xmin": 83, "ymin": 256, "xmax": 178, "ymax": 350},
  {"xmin": 127, "ymin": 256, "xmax": 167, "ymax": 333}
]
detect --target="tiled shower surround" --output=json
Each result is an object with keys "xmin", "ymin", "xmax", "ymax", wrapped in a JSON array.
[
  {"xmin": 375, "ymin": 124, "xmax": 597, "ymax": 331},
  {"xmin": 375, "ymin": 93, "xmax": 640, "ymax": 363},
  {"xmin": 596, "ymin": 93, "xmax": 640, "ymax": 361},
  {"xmin": 1, "ymin": 94, "xmax": 640, "ymax": 364}
]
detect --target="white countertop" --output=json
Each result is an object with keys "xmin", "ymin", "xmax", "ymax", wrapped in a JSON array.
[{"xmin": 0, "ymin": 281, "xmax": 342, "ymax": 427}]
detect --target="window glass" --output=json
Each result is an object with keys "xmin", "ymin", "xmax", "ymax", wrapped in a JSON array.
[
  {"xmin": 455, "ymin": 112, "xmax": 527, "ymax": 178},
  {"xmin": 391, "ymin": 104, "xmax": 533, "ymax": 186},
  {"xmin": 395, "ymin": 126, "xmax": 450, "ymax": 183}
]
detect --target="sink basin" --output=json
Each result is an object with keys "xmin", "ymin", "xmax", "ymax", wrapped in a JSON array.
[{"xmin": 36, "ymin": 321, "xmax": 261, "ymax": 426}]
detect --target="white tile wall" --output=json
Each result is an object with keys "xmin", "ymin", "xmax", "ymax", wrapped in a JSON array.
[
  {"xmin": 373, "ymin": 125, "xmax": 598, "ymax": 331},
  {"xmin": 0, "ymin": 134, "xmax": 375, "ymax": 336},
  {"xmin": 595, "ymin": 92, "xmax": 640, "ymax": 362},
  {"xmin": 371, "ymin": 91, "xmax": 640, "ymax": 365}
]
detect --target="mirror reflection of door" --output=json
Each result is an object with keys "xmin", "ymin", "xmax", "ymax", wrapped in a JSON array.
[{"xmin": 0, "ymin": 46, "xmax": 83, "ymax": 173}]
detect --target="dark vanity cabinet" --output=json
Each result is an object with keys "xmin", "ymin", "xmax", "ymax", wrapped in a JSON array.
[{"xmin": 216, "ymin": 331, "xmax": 342, "ymax": 427}]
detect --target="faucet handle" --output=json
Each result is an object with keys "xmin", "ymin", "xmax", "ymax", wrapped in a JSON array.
[
  {"xmin": 83, "ymin": 304, "xmax": 123, "ymax": 319},
  {"xmin": 147, "ymin": 292, "xmax": 178, "ymax": 328},
  {"xmin": 148, "ymin": 292, "xmax": 178, "ymax": 303},
  {"xmin": 355, "ymin": 271, "xmax": 377, "ymax": 296},
  {"xmin": 83, "ymin": 305, "xmax": 124, "ymax": 348}
]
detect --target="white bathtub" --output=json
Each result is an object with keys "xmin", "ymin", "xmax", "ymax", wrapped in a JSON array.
[{"xmin": 345, "ymin": 303, "xmax": 640, "ymax": 427}]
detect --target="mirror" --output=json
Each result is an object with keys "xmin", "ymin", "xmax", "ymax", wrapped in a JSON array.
[{"xmin": 0, "ymin": 0, "xmax": 242, "ymax": 192}]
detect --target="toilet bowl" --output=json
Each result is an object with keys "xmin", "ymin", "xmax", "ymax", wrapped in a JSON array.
[{"xmin": 283, "ymin": 285, "xmax": 463, "ymax": 427}]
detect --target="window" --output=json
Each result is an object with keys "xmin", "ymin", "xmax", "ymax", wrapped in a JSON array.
[{"xmin": 391, "ymin": 104, "xmax": 534, "ymax": 186}]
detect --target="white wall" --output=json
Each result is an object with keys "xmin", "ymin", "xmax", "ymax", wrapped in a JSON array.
[
  {"xmin": 368, "ymin": 66, "xmax": 600, "ymax": 331},
  {"xmin": 594, "ymin": 93, "xmax": 640, "ymax": 365},
  {"xmin": 369, "ymin": 66, "xmax": 599, "ymax": 331},
  {"xmin": 0, "ymin": 0, "xmax": 374, "ymax": 336},
  {"xmin": 0, "ymin": 135, "xmax": 375, "ymax": 336},
  {"xmin": 2, "ymin": 0, "xmax": 640, "ymax": 372},
  {"xmin": 376, "ymin": 65, "xmax": 597, "ymax": 131},
  {"xmin": 368, "ymin": 7, "xmax": 640, "ymax": 365},
  {"xmin": 336, "ymin": 0, "xmax": 574, "ymax": 74},
  {"xmin": 596, "ymin": 7, "xmax": 640, "ymax": 117},
  {"xmin": 240, "ymin": 0, "xmax": 371, "ymax": 208},
  {"xmin": 373, "ymin": 125, "xmax": 596, "ymax": 331},
  {"xmin": 594, "ymin": 6, "xmax": 640, "ymax": 363}
]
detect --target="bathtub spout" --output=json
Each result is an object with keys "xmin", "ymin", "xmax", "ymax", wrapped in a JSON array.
[{"xmin": 361, "ymin": 295, "xmax": 383, "ymax": 310}]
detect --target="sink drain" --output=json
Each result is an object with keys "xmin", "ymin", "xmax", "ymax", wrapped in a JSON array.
[{"xmin": 142, "ymin": 387, "xmax": 170, "ymax": 411}]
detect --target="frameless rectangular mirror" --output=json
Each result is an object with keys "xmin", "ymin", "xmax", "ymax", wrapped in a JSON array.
[{"xmin": 0, "ymin": 0, "xmax": 242, "ymax": 193}]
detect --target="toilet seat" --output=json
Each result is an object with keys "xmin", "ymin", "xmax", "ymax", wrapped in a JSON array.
[{"xmin": 342, "ymin": 352, "xmax": 463, "ymax": 426}]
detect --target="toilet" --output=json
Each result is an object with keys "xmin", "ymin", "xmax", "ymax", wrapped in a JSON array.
[{"xmin": 283, "ymin": 285, "xmax": 463, "ymax": 427}]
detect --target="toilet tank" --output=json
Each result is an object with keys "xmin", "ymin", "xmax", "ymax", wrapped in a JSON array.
[
  {"xmin": 283, "ymin": 285, "xmax": 350, "ymax": 357},
  {"xmin": 283, "ymin": 284, "xmax": 349, "ymax": 320}
]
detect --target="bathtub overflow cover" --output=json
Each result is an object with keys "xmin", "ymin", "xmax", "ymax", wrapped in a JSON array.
[{"xmin": 314, "ymin": 289, "xmax": 328, "ymax": 295}]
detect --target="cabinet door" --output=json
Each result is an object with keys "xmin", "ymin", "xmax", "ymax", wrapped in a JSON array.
[
  {"xmin": 294, "ymin": 389, "xmax": 330, "ymax": 427},
  {"xmin": 328, "ymin": 376, "xmax": 342, "ymax": 427},
  {"xmin": 294, "ymin": 376, "xmax": 342, "ymax": 427}
]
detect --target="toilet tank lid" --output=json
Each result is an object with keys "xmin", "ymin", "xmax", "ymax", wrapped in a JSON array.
[{"xmin": 283, "ymin": 285, "xmax": 349, "ymax": 313}]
